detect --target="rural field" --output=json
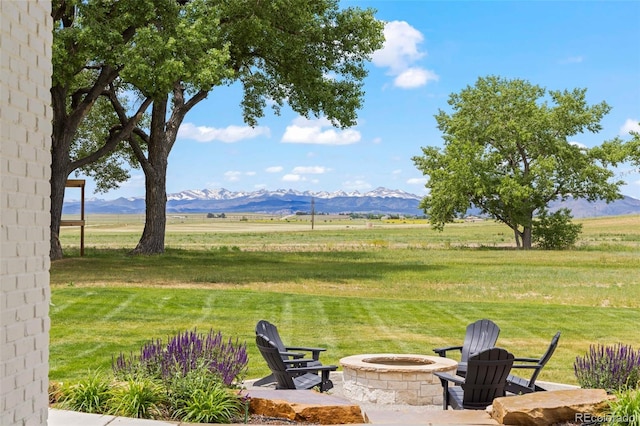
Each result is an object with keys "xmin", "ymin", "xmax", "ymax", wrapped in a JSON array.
[{"xmin": 50, "ymin": 213, "xmax": 640, "ymax": 387}]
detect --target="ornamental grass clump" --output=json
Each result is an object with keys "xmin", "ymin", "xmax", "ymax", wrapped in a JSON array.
[
  {"xmin": 113, "ymin": 328, "xmax": 248, "ymax": 386},
  {"xmin": 57, "ymin": 370, "xmax": 111, "ymax": 414},
  {"xmin": 574, "ymin": 343, "xmax": 640, "ymax": 392}
]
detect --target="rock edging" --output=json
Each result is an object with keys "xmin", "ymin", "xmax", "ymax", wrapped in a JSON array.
[{"xmin": 491, "ymin": 388, "xmax": 614, "ymax": 425}]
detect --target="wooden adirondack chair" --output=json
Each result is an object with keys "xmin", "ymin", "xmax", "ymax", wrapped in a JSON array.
[
  {"xmin": 253, "ymin": 320, "xmax": 325, "ymax": 386},
  {"xmin": 434, "ymin": 347, "xmax": 515, "ymax": 410},
  {"xmin": 506, "ymin": 331, "xmax": 561, "ymax": 394},
  {"xmin": 255, "ymin": 334, "xmax": 337, "ymax": 392},
  {"xmin": 433, "ymin": 319, "xmax": 500, "ymax": 376}
]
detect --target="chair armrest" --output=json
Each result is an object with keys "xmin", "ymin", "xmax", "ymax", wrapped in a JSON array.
[
  {"xmin": 433, "ymin": 345, "xmax": 463, "ymax": 357},
  {"xmin": 433, "ymin": 371, "xmax": 465, "ymax": 386},
  {"xmin": 282, "ymin": 358, "xmax": 316, "ymax": 366},
  {"xmin": 285, "ymin": 346, "xmax": 326, "ymax": 361},
  {"xmin": 287, "ymin": 365, "xmax": 338, "ymax": 373},
  {"xmin": 279, "ymin": 351, "xmax": 306, "ymax": 359},
  {"xmin": 285, "ymin": 346, "xmax": 326, "ymax": 352},
  {"xmin": 513, "ymin": 357, "xmax": 541, "ymax": 363}
]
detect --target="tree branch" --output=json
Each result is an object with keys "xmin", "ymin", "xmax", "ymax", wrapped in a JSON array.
[{"xmin": 70, "ymin": 96, "xmax": 152, "ymax": 171}]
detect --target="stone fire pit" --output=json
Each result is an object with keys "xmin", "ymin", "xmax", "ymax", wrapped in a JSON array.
[{"xmin": 339, "ymin": 354, "xmax": 457, "ymax": 406}]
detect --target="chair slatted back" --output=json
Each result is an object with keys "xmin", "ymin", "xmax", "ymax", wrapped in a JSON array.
[
  {"xmin": 462, "ymin": 347, "xmax": 514, "ymax": 409},
  {"xmin": 256, "ymin": 320, "xmax": 288, "ymax": 353},
  {"xmin": 255, "ymin": 334, "xmax": 296, "ymax": 389},
  {"xmin": 527, "ymin": 331, "xmax": 561, "ymax": 387},
  {"xmin": 461, "ymin": 319, "xmax": 500, "ymax": 363}
]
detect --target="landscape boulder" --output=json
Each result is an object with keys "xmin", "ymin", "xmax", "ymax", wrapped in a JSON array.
[
  {"xmin": 491, "ymin": 389, "xmax": 614, "ymax": 425},
  {"xmin": 247, "ymin": 389, "xmax": 367, "ymax": 424}
]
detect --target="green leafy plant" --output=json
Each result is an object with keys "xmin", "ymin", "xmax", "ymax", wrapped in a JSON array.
[
  {"xmin": 57, "ymin": 370, "xmax": 111, "ymax": 413},
  {"xmin": 533, "ymin": 208, "xmax": 583, "ymax": 249},
  {"xmin": 107, "ymin": 377, "xmax": 165, "ymax": 419},
  {"xmin": 575, "ymin": 343, "xmax": 640, "ymax": 392},
  {"xmin": 172, "ymin": 383, "xmax": 244, "ymax": 424},
  {"xmin": 608, "ymin": 387, "xmax": 640, "ymax": 426},
  {"xmin": 166, "ymin": 366, "xmax": 221, "ymax": 409}
]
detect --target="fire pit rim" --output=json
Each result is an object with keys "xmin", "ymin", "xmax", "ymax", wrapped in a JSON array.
[{"xmin": 339, "ymin": 353, "xmax": 457, "ymax": 373}]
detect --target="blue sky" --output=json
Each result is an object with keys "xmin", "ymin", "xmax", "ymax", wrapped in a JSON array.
[{"xmin": 85, "ymin": 0, "xmax": 640, "ymax": 200}]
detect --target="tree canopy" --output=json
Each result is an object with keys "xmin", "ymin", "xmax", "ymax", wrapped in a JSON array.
[
  {"xmin": 412, "ymin": 75, "xmax": 637, "ymax": 249},
  {"xmin": 50, "ymin": 0, "xmax": 168, "ymax": 259},
  {"xmin": 49, "ymin": 0, "xmax": 384, "ymax": 257}
]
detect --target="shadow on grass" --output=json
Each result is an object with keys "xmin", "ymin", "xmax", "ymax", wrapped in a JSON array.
[{"xmin": 53, "ymin": 248, "xmax": 446, "ymax": 285}]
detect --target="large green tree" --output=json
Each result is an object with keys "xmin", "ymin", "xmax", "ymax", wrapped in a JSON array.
[
  {"xmin": 50, "ymin": 0, "xmax": 168, "ymax": 260},
  {"xmin": 108, "ymin": 0, "xmax": 384, "ymax": 254},
  {"xmin": 412, "ymin": 76, "xmax": 637, "ymax": 249}
]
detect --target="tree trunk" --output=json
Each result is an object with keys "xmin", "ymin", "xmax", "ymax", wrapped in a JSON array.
[
  {"xmin": 128, "ymin": 88, "xmax": 206, "ymax": 255},
  {"xmin": 50, "ymin": 87, "xmax": 73, "ymax": 261},
  {"xmin": 49, "ymin": 66, "xmax": 122, "ymax": 260},
  {"xmin": 130, "ymin": 163, "xmax": 167, "ymax": 254},
  {"xmin": 513, "ymin": 228, "xmax": 521, "ymax": 249},
  {"xmin": 130, "ymin": 99, "xmax": 171, "ymax": 255},
  {"xmin": 49, "ymin": 156, "xmax": 69, "ymax": 261},
  {"xmin": 522, "ymin": 226, "xmax": 532, "ymax": 249}
]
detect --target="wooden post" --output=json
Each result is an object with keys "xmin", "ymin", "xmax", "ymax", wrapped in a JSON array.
[
  {"xmin": 311, "ymin": 197, "xmax": 315, "ymax": 230},
  {"xmin": 61, "ymin": 179, "xmax": 86, "ymax": 256}
]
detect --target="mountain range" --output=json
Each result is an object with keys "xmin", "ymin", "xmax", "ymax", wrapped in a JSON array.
[{"xmin": 62, "ymin": 187, "xmax": 640, "ymax": 218}]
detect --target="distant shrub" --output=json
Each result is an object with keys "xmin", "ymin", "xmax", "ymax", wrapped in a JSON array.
[
  {"xmin": 574, "ymin": 343, "xmax": 640, "ymax": 392},
  {"xmin": 533, "ymin": 208, "xmax": 582, "ymax": 250},
  {"xmin": 113, "ymin": 328, "xmax": 248, "ymax": 386}
]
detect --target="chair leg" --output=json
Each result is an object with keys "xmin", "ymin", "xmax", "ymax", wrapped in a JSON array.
[
  {"xmin": 253, "ymin": 373, "xmax": 276, "ymax": 386},
  {"xmin": 440, "ymin": 379, "xmax": 449, "ymax": 410},
  {"xmin": 319, "ymin": 370, "xmax": 333, "ymax": 392}
]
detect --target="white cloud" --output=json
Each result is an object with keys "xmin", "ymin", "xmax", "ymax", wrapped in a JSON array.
[
  {"xmin": 178, "ymin": 122, "xmax": 270, "ymax": 143},
  {"xmin": 224, "ymin": 171, "xmax": 242, "ymax": 182},
  {"xmin": 372, "ymin": 20, "xmax": 438, "ymax": 89},
  {"xmin": 407, "ymin": 177, "xmax": 428, "ymax": 185},
  {"xmin": 291, "ymin": 166, "xmax": 329, "ymax": 174},
  {"xmin": 281, "ymin": 117, "xmax": 361, "ymax": 145},
  {"xmin": 282, "ymin": 174, "xmax": 304, "ymax": 182},
  {"xmin": 117, "ymin": 173, "xmax": 145, "ymax": 190},
  {"xmin": 265, "ymin": 166, "xmax": 283, "ymax": 173},
  {"xmin": 373, "ymin": 21, "xmax": 424, "ymax": 72},
  {"xmin": 394, "ymin": 68, "xmax": 439, "ymax": 89},
  {"xmin": 620, "ymin": 118, "xmax": 640, "ymax": 135}
]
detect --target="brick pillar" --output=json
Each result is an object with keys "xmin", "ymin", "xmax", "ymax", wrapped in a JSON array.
[{"xmin": 1, "ymin": 1, "xmax": 53, "ymax": 425}]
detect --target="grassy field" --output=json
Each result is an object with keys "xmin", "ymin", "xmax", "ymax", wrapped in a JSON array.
[{"xmin": 50, "ymin": 214, "xmax": 640, "ymax": 386}]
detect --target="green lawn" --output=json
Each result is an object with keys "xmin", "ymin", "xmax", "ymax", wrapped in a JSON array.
[{"xmin": 50, "ymin": 215, "xmax": 640, "ymax": 386}]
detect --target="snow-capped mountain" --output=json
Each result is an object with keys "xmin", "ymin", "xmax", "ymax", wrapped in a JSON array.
[
  {"xmin": 62, "ymin": 187, "xmax": 640, "ymax": 217},
  {"xmin": 63, "ymin": 187, "xmax": 425, "ymax": 215},
  {"xmin": 165, "ymin": 187, "xmax": 421, "ymax": 201}
]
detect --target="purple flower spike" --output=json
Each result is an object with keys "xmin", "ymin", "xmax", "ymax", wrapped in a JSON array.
[{"xmin": 112, "ymin": 328, "xmax": 248, "ymax": 386}]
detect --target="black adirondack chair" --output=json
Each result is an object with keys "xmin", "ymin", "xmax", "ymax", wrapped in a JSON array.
[
  {"xmin": 255, "ymin": 334, "xmax": 337, "ymax": 392},
  {"xmin": 433, "ymin": 319, "xmax": 500, "ymax": 376},
  {"xmin": 434, "ymin": 347, "xmax": 514, "ymax": 410},
  {"xmin": 506, "ymin": 331, "xmax": 561, "ymax": 394},
  {"xmin": 253, "ymin": 320, "xmax": 325, "ymax": 386}
]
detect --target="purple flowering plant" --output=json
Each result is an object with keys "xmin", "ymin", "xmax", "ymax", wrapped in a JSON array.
[
  {"xmin": 113, "ymin": 328, "xmax": 248, "ymax": 387},
  {"xmin": 574, "ymin": 343, "xmax": 640, "ymax": 392}
]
